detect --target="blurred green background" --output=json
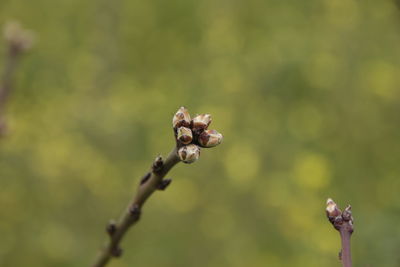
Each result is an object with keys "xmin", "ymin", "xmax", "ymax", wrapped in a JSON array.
[{"xmin": 1, "ymin": 0, "xmax": 400, "ymax": 266}]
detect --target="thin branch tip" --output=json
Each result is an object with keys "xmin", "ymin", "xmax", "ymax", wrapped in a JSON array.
[
  {"xmin": 1, "ymin": 21, "xmax": 34, "ymax": 137},
  {"xmin": 325, "ymin": 198, "xmax": 354, "ymax": 267},
  {"xmin": 92, "ymin": 107, "xmax": 223, "ymax": 267}
]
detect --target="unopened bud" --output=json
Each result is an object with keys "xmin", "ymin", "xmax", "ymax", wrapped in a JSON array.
[
  {"xmin": 178, "ymin": 144, "xmax": 200, "ymax": 164},
  {"xmin": 172, "ymin": 107, "xmax": 191, "ymax": 129},
  {"xmin": 326, "ymin": 198, "xmax": 341, "ymax": 218},
  {"xmin": 192, "ymin": 114, "xmax": 211, "ymax": 131},
  {"xmin": 177, "ymin": 127, "xmax": 193, "ymax": 144},
  {"xmin": 3, "ymin": 21, "xmax": 35, "ymax": 52},
  {"xmin": 198, "ymin": 129, "xmax": 223, "ymax": 148},
  {"xmin": 342, "ymin": 205, "xmax": 353, "ymax": 222}
]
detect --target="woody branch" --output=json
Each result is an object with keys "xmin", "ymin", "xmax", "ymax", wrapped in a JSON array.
[
  {"xmin": 326, "ymin": 198, "xmax": 354, "ymax": 267},
  {"xmin": 0, "ymin": 21, "xmax": 34, "ymax": 136},
  {"xmin": 92, "ymin": 107, "xmax": 223, "ymax": 267}
]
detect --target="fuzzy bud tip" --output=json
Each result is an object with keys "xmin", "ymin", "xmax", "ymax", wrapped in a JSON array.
[
  {"xmin": 326, "ymin": 198, "xmax": 341, "ymax": 217},
  {"xmin": 342, "ymin": 205, "xmax": 353, "ymax": 222},
  {"xmin": 173, "ymin": 107, "xmax": 191, "ymax": 129},
  {"xmin": 178, "ymin": 144, "xmax": 200, "ymax": 164},
  {"xmin": 192, "ymin": 114, "xmax": 212, "ymax": 130},
  {"xmin": 3, "ymin": 21, "xmax": 35, "ymax": 52},
  {"xmin": 177, "ymin": 126, "xmax": 193, "ymax": 145},
  {"xmin": 198, "ymin": 129, "xmax": 223, "ymax": 148}
]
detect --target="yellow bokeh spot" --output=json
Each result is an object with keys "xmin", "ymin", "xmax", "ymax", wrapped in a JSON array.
[
  {"xmin": 224, "ymin": 145, "xmax": 260, "ymax": 186},
  {"xmin": 303, "ymin": 52, "xmax": 341, "ymax": 90},
  {"xmin": 163, "ymin": 179, "xmax": 199, "ymax": 213},
  {"xmin": 309, "ymin": 225, "xmax": 338, "ymax": 254},
  {"xmin": 363, "ymin": 61, "xmax": 399, "ymax": 100},
  {"xmin": 293, "ymin": 153, "xmax": 331, "ymax": 190},
  {"xmin": 39, "ymin": 223, "xmax": 76, "ymax": 260},
  {"xmin": 204, "ymin": 16, "xmax": 243, "ymax": 56},
  {"xmin": 254, "ymin": 172, "xmax": 291, "ymax": 209},
  {"xmin": 199, "ymin": 205, "xmax": 235, "ymax": 240},
  {"xmin": 287, "ymin": 104, "xmax": 323, "ymax": 140},
  {"xmin": 325, "ymin": 0, "xmax": 360, "ymax": 30}
]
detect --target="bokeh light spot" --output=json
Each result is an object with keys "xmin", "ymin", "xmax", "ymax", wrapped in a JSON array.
[
  {"xmin": 293, "ymin": 153, "xmax": 331, "ymax": 190},
  {"xmin": 224, "ymin": 145, "xmax": 260, "ymax": 186},
  {"xmin": 164, "ymin": 179, "xmax": 199, "ymax": 213}
]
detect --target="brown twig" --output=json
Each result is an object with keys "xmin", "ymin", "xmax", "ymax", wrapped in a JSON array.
[
  {"xmin": 0, "ymin": 21, "xmax": 34, "ymax": 136},
  {"xmin": 92, "ymin": 107, "xmax": 223, "ymax": 267},
  {"xmin": 326, "ymin": 198, "xmax": 354, "ymax": 267},
  {"xmin": 92, "ymin": 148, "xmax": 180, "ymax": 267}
]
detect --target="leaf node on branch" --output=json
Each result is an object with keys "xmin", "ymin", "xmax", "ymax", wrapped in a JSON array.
[
  {"xmin": 326, "ymin": 198, "xmax": 354, "ymax": 267},
  {"xmin": 92, "ymin": 107, "xmax": 223, "ymax": 267}
]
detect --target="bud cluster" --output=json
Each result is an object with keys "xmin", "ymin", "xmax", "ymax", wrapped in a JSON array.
[
  {"xmin": 326, "ymin": 198, "xmax": 354, "ymax": 233},
  {"xmin": 172, "ymin": 107, "xmax": 223, "ymax": 164}
]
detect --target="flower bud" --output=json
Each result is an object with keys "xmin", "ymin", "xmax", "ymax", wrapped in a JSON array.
[
  {"xmin": 172, "ymin": 107, "xmax": 191, "ymax": 129},
  {"xmin": 326, "ymin": 198, "xmax": 341, "ymax": 218},
  {"xmin": 192, "ymin": 114, "xmax": 211, "ymax": 130},
  {"xmin": 3, "ymin": 21, "xmax": 35, "ymax": 52},
  {"xmin": 342, "ymin": 205, "xmax": 353, "ymax": 222},
  {"xmin": 178, "ymin": 144, "xmax": 200, "ymax": 164},
  {"xmin": 198, "ymin": 129, "xmax": 223, "ymax": 148},
  {"xmin": 177, "ymin": 127, "xmax": 193, "ymax": 145}
]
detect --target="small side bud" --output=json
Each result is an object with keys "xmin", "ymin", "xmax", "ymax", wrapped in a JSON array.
[
  {"xmin": 177, "ymin": 127, "xmax": 193, "ymax": 144},
  {"xmin": 140, "ymin": 172, "xmax": 151, "ymax": 185},
  {"xmin": 178, "ymin": 144, "xmax": 200, "ymax": 164},
  {"xmin": 198, "ymin": 129, "xmax": 223, "ymax": 148},
  {"xmin": 192, "ymin": 114, "xmax": 211, "ymax": 131},
  {"xmin": 342, "ymin": 205, "xmax": 353, "ymax": 222},
  {"xmin": 173, "ymin": 107, "xmax": 191, "ymax": 129},
  {"xmin": 129, "ymin": 204, "xmax": 141, "ymax": 221},
  {"xmin": 326, "ymin": 198, "xmax": 341, "ymax": 218},
  {"xmin": 152, "ymin": 156, "xmax": 163, "ymax": 173},
  {"xmin": 158, "ymin": 179, "xmax": 172, "ymax": 190},
  {"xmin": 106, "ymin": 221, "xmax": 117, "ymax": 236}
]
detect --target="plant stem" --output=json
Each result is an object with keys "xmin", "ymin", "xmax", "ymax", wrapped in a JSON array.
[
  {"xmin": 1, "ymin": 21, "xmax": 34, "ymax": 136},
  {"xmin": 0, "ymin": 45, "xmax": 18, "ymax": 104},
  {"xmin": 339, "ymin": 227, "xmax": 352, "ymax": 267},
  {"xmin": 0, "ymin": 45, "xmax": 20, "ymax": 134},
  {"xmin": 92, "ymin": 147, "xmax": 180, "ymax": 267},
  {"xmin": 326, "ymin": 199, "xmax": 354, "ymax": 267}
]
